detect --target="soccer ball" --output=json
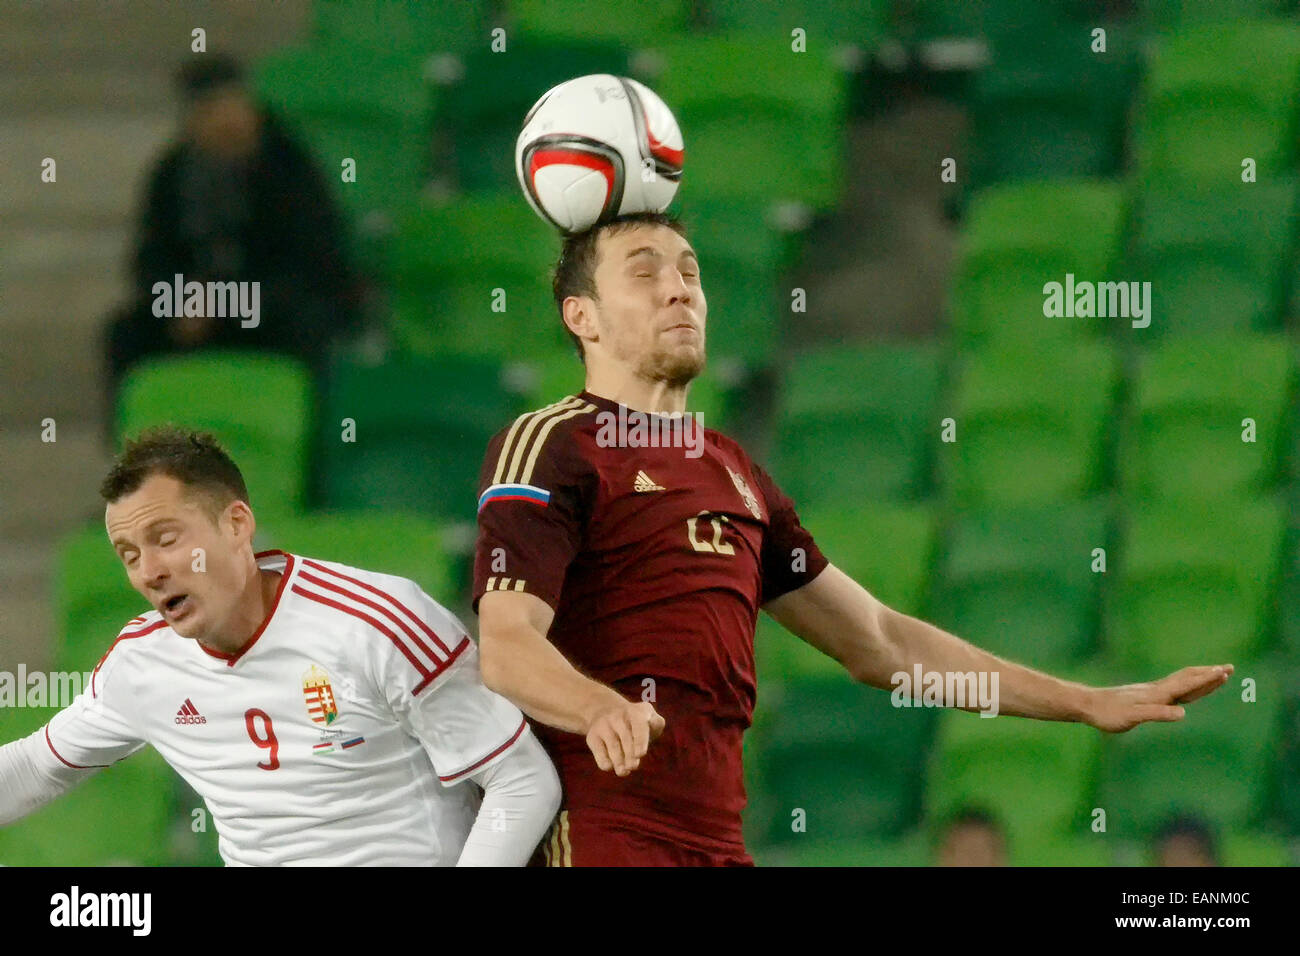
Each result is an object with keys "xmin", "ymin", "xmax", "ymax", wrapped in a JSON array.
[{"xmin": 515, "ymin": 74, "xmax": 684, "ymax": 234}]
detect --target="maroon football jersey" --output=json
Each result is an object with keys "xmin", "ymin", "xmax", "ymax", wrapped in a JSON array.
[{"xmin": 473, "ymin": 390, "xmax": 829, "ymax": 852}]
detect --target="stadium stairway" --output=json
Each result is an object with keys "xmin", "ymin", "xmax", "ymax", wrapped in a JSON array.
[{"xmin": 0, "ymin": 0, "xmax": 312, "ymax": 671}]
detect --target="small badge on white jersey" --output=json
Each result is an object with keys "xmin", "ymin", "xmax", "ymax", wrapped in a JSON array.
[
  {"xmin": 303, "ymin": 664, "xmax": 340, "ymax": 725},
  {"xmin": 727, "ymin": 466, "xmax": 763, "ymax": 520},
  {"xmin": 312, "ymin": 731, "xmax": 365, "ymax": 757}
]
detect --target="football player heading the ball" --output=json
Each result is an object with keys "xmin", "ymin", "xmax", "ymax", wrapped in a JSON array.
[{"xmin": 479, "ymin": 75, "xmax": 1234, "ymax": 867}]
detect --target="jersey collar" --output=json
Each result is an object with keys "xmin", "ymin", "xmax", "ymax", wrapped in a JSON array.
[{"xmin": 196, "ymin": 551, "xmax": 295, "ymax": 667}]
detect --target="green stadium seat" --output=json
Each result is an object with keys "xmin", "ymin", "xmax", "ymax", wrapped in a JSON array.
[
  {"xmin": 706, "ymin": 0, "xmax": 889, "ymax": 49},
  {"xmin": 1135, "ymin": 20, "xmax": 1300, "ymax": 187},
  {"xmin": 676, "ymin": 199, "xmax": 791, "ymax": 371},
  {"xmin": 1267, "ymin": 676, "xmax": 1300, "ymax": 834},
  {"xmin": 1127, "ymin": 180, "xmax": 1297, "ymax": 339},
  {"xmin": 750, "ymin": 677, "xmax": 937, "ymax": 844},
  {"xmin": 948, "ymin": 179, "xmax": 1128, "ymax": 346},
  {"xmin": 905, "ymin": 0, "xmax": 1118, "ymax": 51},
  {"xmin": 900, "ymin": 0, "xmax": 1015, "ymax": 43},
  {"xmin": 930, "ymin": 499, "xmax": 1110, "ymax": 668},
  {"xmin": 1012, "ymin": 834, "xmax": 1113, "ymax": 866},
  {"xmin": 1100, "ymin": 668, "xmax": 1278, "ymax": 836},
  {"xmin": 255, "ymin": 43, "xmax": 432, "ymax": 228},
  {"xmin": 1220, "ymin": 831, "xmax": 1293, "ymax": 866},
  {"xmin": 940, "ymin": 340, "xmax": 1120, "ymax": 505},
  {"xmin": 755, "ymin": 500, "xmax": 937, "ymax": 680},
  {"xmin": 0, "ymin": 705, "xmax": 176, "ymax": 866},
  {"xmin": 505, "ymin": 349, "xmax": 589, "ymax": 422},
  {"xmin": 750, "ymin": 500, "xmax": 939, "ymax": 844},
  {"xmin": 927, "ymin": 710, "xmax": 1102, "ymax": 847},
  {"xmin": 1107, "ymin": 499, "xmax": 1285, "ymax": 672},
  {"xmin": 507, "ymin": 0, "xmax": 689, "ymax": 46},
  {"xmin": 649, "ymin": 34, "xmax": 849, "ymax": 211},
  {"xmin": 314, "ymin": 0, "xmax": 489, "ymax": 58},
  {"xmin": 1280, "ymin": 520, "xmax": 1300, "ymax": 662},
  {"xmin": 1140, "ymin": 0, "xmax": 1294, "ymax": 30},
  {"xmin": 803, "ymin": 501, "xmax": 938, "ymax": 616},
  {"xmin": 771, "ymin": 341, "xmax": 943, "ymax": 506},
  {"xmin": 751, "ymin": 830, "xmax": 931, "ymax": 866},
  {"xmin": 967, "ymin": 21, "xmax": 1137, "ymax": 195},
  {"xmin": 117, "ymin": 351, "xmax": 314, "ymax": 519},
  {"xmin": 317, "ymin": 354, "xmax": 523, "ymax": 523},
  {"xmin": 386, "ymin": 195, "xmax": 570, "ymax": 359},
  {"xmin": 254, "ymin": 511, "xmax": 455, "ymax": 603},
  {"xmin": 981, "ymin": 0, "xmax": 1099, "ymax": 42},
  {"xmin": 1121, "ymin": 334, "xmax": 1294, "ymax": 499},
  {"xmin": 436, "ymin": 40, "xmax": 631, "ymax": 194},
  {"xmin": 54, "ymin": 524, "xmax": 153, "ymax": 673}
]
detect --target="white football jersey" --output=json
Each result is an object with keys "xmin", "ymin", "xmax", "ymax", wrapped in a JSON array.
[{"xmin": 45, "ymin": 551, "xmax": 531, "ymax": 866}]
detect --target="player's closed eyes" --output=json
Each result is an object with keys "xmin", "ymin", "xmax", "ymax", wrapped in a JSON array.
[{"xmin": 633, "ymin": 269, "xmax": 697, "ymax": 279}]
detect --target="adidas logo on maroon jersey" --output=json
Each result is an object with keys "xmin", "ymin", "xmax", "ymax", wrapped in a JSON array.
[
  {"xmin": 633, "ymin": 470, "xmax": 665, "ymax": 493},
  {"xmin": 175, "ymin": 698, "xmax": 207, "ymax": 725}
]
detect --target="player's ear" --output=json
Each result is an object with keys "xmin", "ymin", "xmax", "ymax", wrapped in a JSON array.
[
  {"xmin": 562, "ymin": 295, "xmax": 598, "ymax": 347},
  {"xmin": 224, "ymin": 498, "xmax": 255, "ymax": 546}
]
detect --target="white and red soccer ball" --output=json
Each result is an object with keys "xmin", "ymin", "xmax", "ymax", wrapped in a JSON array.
[{"xmin": 515, "ymin": 74, "xmax": 684, "ymax": 234}]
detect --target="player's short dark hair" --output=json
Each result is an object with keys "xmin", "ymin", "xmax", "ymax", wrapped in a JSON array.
[
  {"xmin": 935, "ymin": 805, "xmax": 1007, "ymax": 844},
  {"xmin": 1152, "ymin": 813, "xmax": 1220, "ymax": 863},
  {"xmin": 100, "ymin": 426, "xmax": 250, "ymax": 520},
  {"xmin": 552, "ymin": 211, "xmax": 689, "ymax": 361}
]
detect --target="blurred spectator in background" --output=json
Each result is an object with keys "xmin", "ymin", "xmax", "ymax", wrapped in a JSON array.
[
  {"xmin": 1151, "ymin": 814, "xmax": 1220, "ymax": 867},
  {"xmin": 104, "ymin": 53, "xmax": 364, "ymax": 415},
  {"xmin": 934, "ymin": 806, "xmax": 1009, "ymax": 866}
]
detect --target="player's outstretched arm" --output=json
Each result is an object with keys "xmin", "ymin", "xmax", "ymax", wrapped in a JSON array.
[
  {"xmin": 479, "ymin": 590, "xmax": 665, "ymax": 776},
  {"xmin": 0, "ymin": 729, "xmax": 93, "ymax": 825},
  {"xmin": 763, "ymin": 563, "xmax": 1233, "ymax": 732},
  {"xmin": 1, "ymin": 645, "xmax": 146, "ymax": 826}
]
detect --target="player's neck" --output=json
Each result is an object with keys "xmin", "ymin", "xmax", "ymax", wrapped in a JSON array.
[
  {"xmin": 583, "ymin": 370, "xmax": 688, "ymax": 416},
  {"xmin": 198, "ymin": 567, "xmax": 281, "ymax": 656}
]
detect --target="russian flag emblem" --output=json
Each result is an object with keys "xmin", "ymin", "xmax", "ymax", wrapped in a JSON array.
[{"xmin": 477, "ymin": 483, "xmax": 552, "ymax": 513}]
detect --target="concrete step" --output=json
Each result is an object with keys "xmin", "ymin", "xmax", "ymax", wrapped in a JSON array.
[
  {"xmin": 0, "ymin": 224, "xmax": 128, "ymax": 278},
  {"xmin": 0, "ymin": 279, "xmax": 122, "ymax": 427},
  {"xmin": 0, "ymin": 426, "xmax": 110, "ymax": 673},
  {"xmin": 0, "ymin": 69, "xmax": 175, "ymax": 116},
  {"xmin": 0, "ymin": 0, "xmax": 311, "ymax": 66},
  {"xmin": 0, "ymin": 0, "xmax": 311, "ymax": 113},
  {"xmin": 0, "ymin": 426, "xmax": 113, "ymax": 542},
  {"xmin": 0, "ymin": 541, "xmax": 53, "ymax": 602},
  {"xmin": 0, "ymin": 588, "xmax": 55, "ymax": 674},
  {"xmin": 0, "ymin": 115, "xmax": 173, "ymax": 223},
  {"xmin": 0, "ymin": 271, "xmax": 125, "ymax": 327}
]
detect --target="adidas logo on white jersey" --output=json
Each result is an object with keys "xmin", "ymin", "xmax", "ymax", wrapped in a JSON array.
[
  {"xmin": 633, "ymin": 470, "xmax": 665, "ymax": 493},
  {"xmin": 175, "ymin": 698, "xmax": 207, "ymax": 725}
]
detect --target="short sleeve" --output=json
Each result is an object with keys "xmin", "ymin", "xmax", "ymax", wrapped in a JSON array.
[
  {"xmin": 44, "ymin": 651, "xmax": 147, "ymax": 770},
  {"xmin": 473, "ymin": 418, "xmax": 594, "ymax": 613},
  {"xmin": 401, "ymin": 645, "xmax": 531, "ymax": 788},
  {"xmin": 360, "ymin": 577, "xmax": 528, "ymax": 786},
  {"xmin": 753, "ymin": 460, "xmax": 831, "ymax": 604}
]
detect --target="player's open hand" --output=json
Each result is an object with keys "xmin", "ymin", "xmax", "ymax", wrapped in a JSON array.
[
  {"xmin": 1084, "ymin": 664, "xmax": 1234, "ymax": 733},
  {"xmin": 586, "ymin": 700, "xmax": 666, "ymax": 777}
]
